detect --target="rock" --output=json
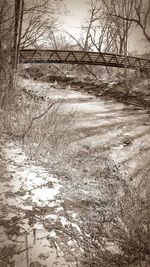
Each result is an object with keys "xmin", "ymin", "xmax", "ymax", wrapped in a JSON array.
[
  {"xmin": 29, "ymin": 262, "xmax": 41, "ymax": 267},
  {"xmin": 123, "ymin": 138, "xmax": 132, "ymax": 146}
]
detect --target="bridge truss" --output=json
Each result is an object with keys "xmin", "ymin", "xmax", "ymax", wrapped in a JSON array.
[{"xmin": 18, "ymin": 49, "xmax": 150, "ymax": 70}]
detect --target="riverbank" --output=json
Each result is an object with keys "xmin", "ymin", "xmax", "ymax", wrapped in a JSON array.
[
  {"xmin": 0, "ymin": 76, "xmax": 150, "ymax": 266},
  {"xmin": 21, "ymin": 66, "xmax": 150, "ymax": 109}
]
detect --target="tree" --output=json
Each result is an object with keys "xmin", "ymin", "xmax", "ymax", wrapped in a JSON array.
[
  {"xmin": 0, "ymin": 0, "xmax": 64, "ymax": 108},
  {"xmin": 0, "ymin": 0, "xmax": 14, "ymax": 50},
  {"xmin": 82, "ymin": 0, "xmax": 101, "ymax": 51},
  {"xmin": 14, "ymin": 0, "xmax": 24, "ymax": 69},
  {"xmin": 133, "ymin": 0, "xmax": 150, "ymax": 43},
  {"xmin": 102, "ymin": 0, "xmax": 137, "ymax": 89},
  {"xmin": 0, "ymin": 0, "xmax": 15, "ymax": 109},
  {"xmin": 102, "ymin": 0, "xmax": 135, "ymax": 54},
  {"xmin": 20, "ymin": 0, "xmax": 64, "ymax": 49},
  {"xmin": 108, "ymin": 0, "xmax": 150, "ymax": 44}
]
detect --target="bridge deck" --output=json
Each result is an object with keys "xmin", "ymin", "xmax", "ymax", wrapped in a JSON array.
[{"xmin": 18, "ymin": 49, "xmax": 150, "ymax": 69}]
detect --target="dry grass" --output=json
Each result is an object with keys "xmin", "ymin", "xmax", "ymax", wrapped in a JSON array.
[
  {"xmin": 60, "ymin": 154, "xmax": 150, "ymax": 267},
  {"xmin": 23, "ymin": 100, "xmax": 75, "ymax": 163},
  {"xmin": 52, "ymin": 143, "xmax": 150, "ymax": 267},
  {"xmin": 0, "ymin": 62, "xmax": 76, "ymax": 170},
  {"xmin": 1, "ymin": 59, "xmax": 150, "ymax": 267},
  {"xmin": 77, "ymin": 186, "xmax": 150, "ymax": 267}
]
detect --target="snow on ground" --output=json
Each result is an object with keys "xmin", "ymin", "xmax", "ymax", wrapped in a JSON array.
[
  {"xmin": 19, "ymin": 78, "xmax": 150, "ymax": 187},
  {"xmin": 0, "ymin": 140, "xmax": 80, "ymax": 267},
  {"xmin": 2, "ymin": 142, "xmax": 61, "ymax": 208},
  {"xmin": 1, "ymin": 78, "xmax": 150, "ymax": 266}
]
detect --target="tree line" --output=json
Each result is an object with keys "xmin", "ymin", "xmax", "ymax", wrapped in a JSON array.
[{"xmin": 0, "ymin": 0, "xmax": 149, "ymax": 90}]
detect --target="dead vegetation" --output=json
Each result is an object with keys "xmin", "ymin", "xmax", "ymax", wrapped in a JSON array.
[
  {"xmin": 59, "ymin": 147, "xmax": 150, "ymax": 267},
  {"xmin": 0, "ymin": 68, "xmax": 150, "ymax": 266},
  {"xmin": 0, "ymin": 49, "xmax": 150, "ymax": 266},
  {"xmin": 0, "ymin": 1, "xmax": 150, "ymax": 264},
  {"xmin": 79, "ymin": 185, "xmax": 150, "ymax": 267},
  {"xmin": 34, "ymin": 140, "xmax": 149, "ymax": 267},
  {"xmin": 77, "ymin": 191, "xmax": 150, "ymax": 267},
  {"xmin": 20, "ymin": 64, "xmax": 150, "ymax": 109}
]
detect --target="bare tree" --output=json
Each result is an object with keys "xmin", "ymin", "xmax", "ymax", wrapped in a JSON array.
[
  {"xmin": 0, "ymin": 0, "xmax": 15, "ymax": 108},
  {"xmin": 20, "ymin": 0, "xmax": 58, "ymax": 49},
  {"xmin": 14, "ymin": 0, "xmax": 24, "ymax": 69},
  {"xmin": 80, "ymin": 0, "xmax": 132, "ymax": 54},
  {"xmin": 0, "ymin": 0, "xmax": 64, "ymax": 108},
  {"xmin": 82, "ymin": 0, "xmax": 101, "ymax": 51},
  {"xmin": 102, "ymin": 0, "xmax": 135, "ymax": 54},
  {"xmin": 133, "ymin": 0, "xmax": 150, "ymax": 43},
  {"xmin": 0, "ymin": 0, "xmax": 14, "ymax": 50},
  {"xmin": 102, "ymin": 0, "xmax": 136, "ymax": 89},
  {"xmin": 108, "ymin": 0, "xmax": 150, "ymax": 44}
]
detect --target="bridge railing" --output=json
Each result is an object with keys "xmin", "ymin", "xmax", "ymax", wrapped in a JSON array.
[{"xmin": 5, "ymin": 49, "xmax": 150, "ymax": 69}]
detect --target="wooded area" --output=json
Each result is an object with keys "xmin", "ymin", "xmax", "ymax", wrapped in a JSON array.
[{"xmin": 0, "ymin": 1, "xmax": 150, "ymax": 267}]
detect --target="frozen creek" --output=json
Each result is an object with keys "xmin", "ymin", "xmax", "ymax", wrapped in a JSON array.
[
  {"xmin": 22, "ymin": 78, "xmax": 150, "ymax": 183},
  {"xmin": 0, "ymin": 78, "xmax": 150, "ymax": 266}
]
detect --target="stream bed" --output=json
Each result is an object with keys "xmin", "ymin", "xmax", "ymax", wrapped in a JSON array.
[{"xmin": 0, "ymin": 78, "xmax": 150, "ymax": 266}]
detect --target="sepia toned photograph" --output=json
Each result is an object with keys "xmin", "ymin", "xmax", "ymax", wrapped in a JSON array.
[{"xmin": 0, "ymin": 0, "xmax": 150, "ymax": 266}]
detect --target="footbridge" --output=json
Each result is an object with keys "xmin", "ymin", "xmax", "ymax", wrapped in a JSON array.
[{"xmin": 18, "ymin": 49, "xmax": 150, "ymax": 70}]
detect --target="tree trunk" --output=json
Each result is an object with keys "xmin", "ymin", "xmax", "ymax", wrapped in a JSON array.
[
  {"xmin": 124, "ymin": 27, "xmax": 128, "ymax": 91},
  {"xmin": 13, "ymin": 0, "xmax": 24, "ymax": 70},
  {"xmin": 16, "ymin": 0, "xmax": 24, "ymax": 67}
]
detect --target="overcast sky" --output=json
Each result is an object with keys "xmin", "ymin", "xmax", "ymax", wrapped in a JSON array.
[
  {"xmin": 61, "ymin": 0, "xmax": 88, "ymax": 37},
  {"xmin": 60, "ymin": 0, "xmax": 150, "ymax": 55}
]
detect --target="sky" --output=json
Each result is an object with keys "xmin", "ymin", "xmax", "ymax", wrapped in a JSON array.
[
  {"xmin": 60, "ymin": 0, "xmax": 88, "ymax": 37},
  {"xmin": 59, "ymin": 0, "xmax": 150, "ymax": 55}
]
